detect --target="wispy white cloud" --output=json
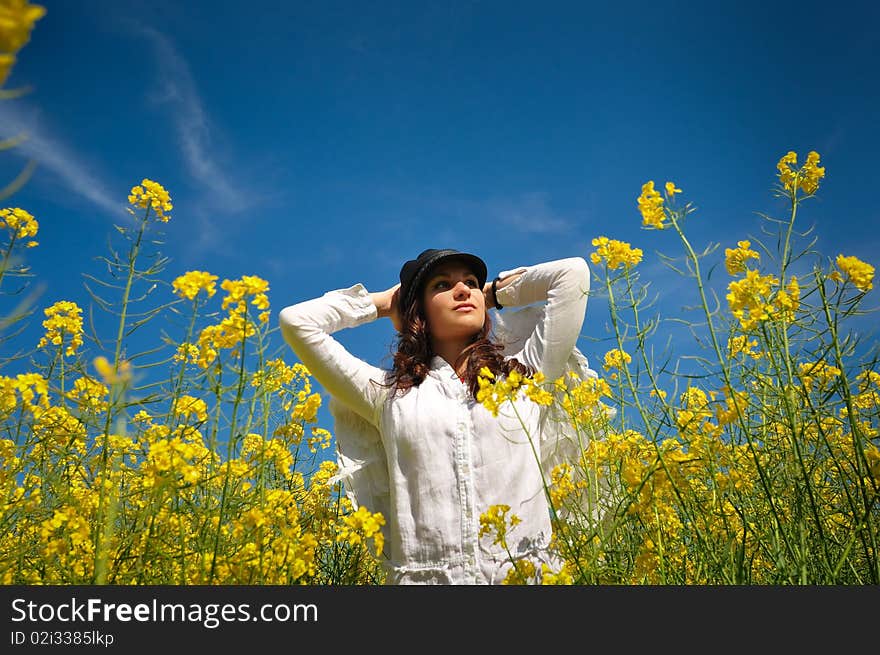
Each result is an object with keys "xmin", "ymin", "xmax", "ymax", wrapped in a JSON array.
[
  {"xmin": 487, "ymin": 192, "xmax": 573, "ymax": 233},
  {"xmin": 137, "ymin": 26, "xmax": 249, "ymax": 215},
  {"xmin": 371, "ymin": 186, "xmax": 575, "ymax": 236},
  {"xmin": 0, "ymin": 102, "xmax": 124, "ymax": 218}
]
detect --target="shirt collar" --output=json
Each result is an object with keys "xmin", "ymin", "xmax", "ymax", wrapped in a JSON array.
[{"xmin": 429, "ymin": 355, "xmax": 463, "ymax": 381}]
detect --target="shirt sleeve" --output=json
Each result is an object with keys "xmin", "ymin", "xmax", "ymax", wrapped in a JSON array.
[
  {"xmin": 278, "ymin": 283, "xmax": 388, "ymax": 427},
  {"xmin": 493, "ymin": 256, "xmax": 591, "ymax": 382}
]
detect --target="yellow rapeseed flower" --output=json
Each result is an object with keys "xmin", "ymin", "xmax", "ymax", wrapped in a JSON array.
[
  {"xmin": 291, "ymin": 392, "xmax": 322, "ymax": 424},
  {"xmin": 590, "ymin": 236, "xmax": 643, "ymax": 270},
  {"xmin": 171, "ymin": 270, "xmax": 218, "ymax": 301},
  {"xmin": 479, "ymin": 504, "xmax": 521, "ymax": 548},
  {"xmin": 502, "ymin": 559, "xmax": 536, "ymax": 585},
  {"xmin": 726, "ymin": 269, "xmax": 779, "ymax": 331},
  {"xmin": 0, "ymin": 0, "xmax": 46, "ymax": 86},
  {"xmin": 798, "ymin": 360, "xmax": 842, "ymax": 390},
  {"xmin": 175, "ymin": 394, "xmax": 208, "ymax": 422},
  {"xmin": 12, "ymin": 372, "xmax": 48, "ymax": 411},
  {"xmin": 776, "ymin": 150, "xmax": 825, "ymax": 196},
  {"xmin": 835, "ymin": 254, "xmax": 874, "ymax": 292},
  {"xmin": 128, "ymin": 179, "xmax": 173, "ymax": 222},
  {"xmin": 37, "ymin": 300, "xmax": 83, "ymax": 356},
  {"xmin": 476, "ymin": 368, "xmax": 532, "ymax": 416},
  {"xmin": 727, "ymin": 335, "xmax": 763, "ymax": 360},
  {"xmin": 251, "ymin": 358, "xmax": 297, "ymax": 392},
  {"xmin": 338, "ymin": 506, "xmax": 386, "ymax": 557},
  {"xmin": 93, "ymin": 356, "xmax": 132, "ymax": 385},
  {"xmin": 800, "ymin": 151, "xmax": 825, "ymax": 195},
  {"xmin": 307, "ymin": 427, "xmax": 332, "ymax": 453},
  {"xmin": 66, "ymin": 377, "xmax": 109, "ymax": 414},
  {"xmin": 603, "ymin": 348, "xmax": 632, "ymax": 371},
  {"xmin": 221, "ymin": 275, "xmax": 270, "ymax": 313},
  {"xmin": 540, "ymin": 562, "xmax": 574, "ymax": 585},
  {"xmin": 773, "ymin": 276, "xmax": 800, "ymax": 322},
  {"xmin": 173, "ymin": 342, "xmax": 199, "ymax": 365},
  {"xmin": 724, "ymin": 240, "xmax": 760, "ymax": 276},
  {"xmin": 637, "ymin": 181, "xmax": 666, "ymax": 229},
  {"xmin": 665, "ymin": 182, "xmax": 682, "ymax": 197},
  {"xmin": 0, "ymin": 207, "xmax": 38, "ymax": 246}
]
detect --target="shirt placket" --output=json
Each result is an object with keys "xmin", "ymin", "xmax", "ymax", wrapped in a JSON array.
[{"xmin": 452, "ymin": 375, "xmax": 479, "ymax": 583}]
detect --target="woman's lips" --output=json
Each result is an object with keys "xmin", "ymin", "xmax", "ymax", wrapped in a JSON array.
[{"xmin": 454, "ymin": 304, "xmax": 475, "ymax": 312}]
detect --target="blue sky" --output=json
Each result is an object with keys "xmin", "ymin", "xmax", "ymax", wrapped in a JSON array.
[{"xmin": 2, "ymin": 1, "xmax": 879, "ymax": 420}]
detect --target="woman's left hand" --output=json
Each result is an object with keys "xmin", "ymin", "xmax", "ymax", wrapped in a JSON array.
[{"xmin": 482, "ymin": 280, "xmax": 494, "ymax": 309}]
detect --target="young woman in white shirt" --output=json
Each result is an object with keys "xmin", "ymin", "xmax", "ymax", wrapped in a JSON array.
[{"xmin": 279, "ymin": 248, "xmax": 591, "ymax": 584}]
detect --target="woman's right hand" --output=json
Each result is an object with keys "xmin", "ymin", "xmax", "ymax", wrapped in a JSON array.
[{"xmin": 371, "ymin": 283, "xmax": 403, "ymax": 333}]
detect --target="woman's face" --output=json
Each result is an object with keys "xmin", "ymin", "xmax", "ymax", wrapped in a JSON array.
[{"xmin": 420, "ymin": 260, "xmax": 485, "ymax": 344}]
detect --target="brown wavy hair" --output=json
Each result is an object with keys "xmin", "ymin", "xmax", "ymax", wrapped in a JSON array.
[{"xmin": 377, "ymin": 274, "xmax": 535, "ymax": 399}]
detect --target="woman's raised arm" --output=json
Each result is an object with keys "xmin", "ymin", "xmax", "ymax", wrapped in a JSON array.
[
  {"xmin": 279, "ymin": 282, "xmax": 393, "ymax": 427},
  {"xmin": 491, "ymin": 257, "xmax": 590, "ymax": 382}
]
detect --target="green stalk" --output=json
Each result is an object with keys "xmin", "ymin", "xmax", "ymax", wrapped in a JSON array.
[
  {"xmin": 668, "ymin": 209, "xmax": 797, "ymax": 567},
  {"xmin": 92, "ymin": 207, "xmax": 149, "ymax": 583}
]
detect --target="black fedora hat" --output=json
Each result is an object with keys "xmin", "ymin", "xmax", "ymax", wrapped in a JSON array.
[{"xmin": 399, "ymin": 248, "xmax": 488, "ymax": 314}]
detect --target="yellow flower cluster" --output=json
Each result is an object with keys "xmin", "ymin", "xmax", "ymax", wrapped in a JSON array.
[
  {"xmin": 724, "ymin": 240, "xmax": 760, "ymax": 275},
  {"xmin": 307, "ymin": 427, "xmax": 332, "ymax": 453},
  {"xmin": 37, "ymin": 300, "xmax": 83, "ymax": 356},
  {"xmin": 174, "ymin": 394, "xmax": 208, "ymax": 423},
  {"xmin": 128, "ymin": 179, "xmax": 173, "ymax": 222},
  {"xmin": 0, "ymin": 207, "xmax": 38, "ymax": 247},
  {"xmin": 65, "ymin": 377, "xmax": 109, "ymax": 414},
  {"xmin": 603, "ymin": 348, "xmax": 632, "ymax": 371},
  {"xmin": 726, "ymin": 270, "xmax": 800, "ymax": 330},
  {"xmin": 714, "ymin": 386, "xmax": 750, "ymax": 426},
  {"xmin": 92, "ymin": 355, "xmax": 132, "ymax": 385},
  {"xmin": 173, "ymin": 273, "xmax": 273, "ymax": 368},
  {"xmin": 171, "ymin": 270, "xmax": 218, "ymax": 301},
  {"xmin": 479, "ymin": 504, "xmax": 521, "ymax": 548},
  {"xmin": 220, "ymin": 275, "xmax": 271, "ymax": 322},
  {"xmin": 194, "ymin": 313, "xmax": 254, "ymax": 368},
  {"xmin": 549, "ymin": 462, "xmax": 583, "ymax": 509},
  {"xmin": 590, "ymin": 236, "xmax": 643, "ymax": 270},
  {"xmin": 557, "ymin": 373, "xmax": 613, "ymax": 427},
  {"xmin": 39, "ymin": 507, "xmax": 92, "ymax": 575},
  {"xmin": 865, "ymin": 447, "xmax": 880, "ymax": 485},
  {"xmin": 251, "ymin": 358, "xmax": 300, "ymax": 393},
  {"xmin": 637, "ymin": 181, "xmax": 680, "ymax": 229},
  {"xmin": 290, "ymin": 392, "xmax": 322, "ymax": 424},
  {"xmin": 173, "ymin": 343, "xmax": 199, "ymax": 366},
  {"xmin": 336, "ymin": 506, "xmax": 386, "ymax": 557},
  {"xmin": 637, "ymin": 181, "xmax": 665, "ymax": 229},
  {"xmin": 0, "ymin": 372, "xmax": 47, "ymax": 413},
  {"xmin": 774, "ymin": 276, "xmax": 800, "ymax": 322},
  {"xmin": 727, "ymin": 335, "xmax": 763, "ymax": 360},
  {"xmin": 476, "ymin": 367, "xmax": 554, "ymax": 417},
  {"xmin": 676, "ymin": 386, "xmax": 719, "ymax": 437},
  {"xmin": 834, "ymin": 254, "xmax": 874, "ymax": 292},
  {"xmin": 798, "ymin": 360, "xmax": 842, "ymax": 390},
  {"xmin": 32, "ymin": 405, "xmax": 87, "ymax": 454},
  {"xmin": 0, "ymin": 0, "xmax": 45, "ymax": 86},
  {"xmin": 853, "ymin": 371, "xmax": 880, "ymax": 412},
  {"xmin": 241, "ymin": 433, "xmax": 294, "ymax": 475},
  {"xmin": 143, "ymin": 430, "xmax": 210, "ymax": 487},
  {"xmin": 777, "ymin": 150, "xmax": 825, "ymax": 195}
]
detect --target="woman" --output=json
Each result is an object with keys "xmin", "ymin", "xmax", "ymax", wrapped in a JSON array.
[{"xmin": 279, "ymin": 248, "xmax": 592, "ymax": 584}]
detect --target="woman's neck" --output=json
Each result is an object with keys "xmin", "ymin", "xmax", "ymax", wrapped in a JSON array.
[{"xmin": 432, "ymin": 340, "xmax": 471, "ymax": 378}]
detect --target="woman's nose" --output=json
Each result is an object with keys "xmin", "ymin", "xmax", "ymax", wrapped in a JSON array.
[{"xmin": 453, "ymin": 281, "xmax": 472, "ymax": 296}]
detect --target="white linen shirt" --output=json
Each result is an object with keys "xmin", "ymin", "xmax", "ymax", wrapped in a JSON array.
[{"xmin": 278, "ymin": 256, "xmax": 591, "ymax": 584}]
